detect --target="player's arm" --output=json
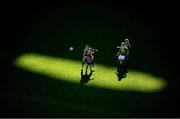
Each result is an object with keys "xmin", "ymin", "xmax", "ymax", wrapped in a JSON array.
[
  {"xmin": 90, "ymin": 52, "xmax": 94, "ymax": 60},
  {"xmin": 89, "ymin": 47, "xmax": 98, "ymax": 52},
  {"xmin": 83, "ymin": 49, "xmax": 87, "ymax": 56},
  {"xmin": 117, "ymin": 46, "xmax": 120, "ymax": 48},
  {"xmin": 125, "ymin": 46, "xmax": 128, "ymax": 50}
]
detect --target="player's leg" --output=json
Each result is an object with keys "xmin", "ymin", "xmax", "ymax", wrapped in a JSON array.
[
  {"xmin": 91, "ymin": 55, "xmax": 94, "ymax": 67},
  {"xmin": 81, "ymin": 56, "xmax": 86, "ymax": 69},
  {"xmin": 90, "ymin": 63, "xmax": 95, "ymax": 72},
  {"xmin": 124, "ymin": 58, "xmax": 128, "ymax": 73},
  {"xmin": 118, "ymin": 55, "xmax": 122, "ymax": 65},
  {"xmin": 85, "ymin": 64, "xmax": 88, "ymax": 75},
  {"xmin": 89, "ymin": 64, "xmax": 92, "ymax": 72},
  {"xmin": 126, "ymin": 51, "xmax": 129, "ymax": 60}
]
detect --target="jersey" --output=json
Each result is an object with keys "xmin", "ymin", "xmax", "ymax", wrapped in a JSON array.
[{"xmin": 118, "ymin": 47, "xmax": 127, "ymax": 55}]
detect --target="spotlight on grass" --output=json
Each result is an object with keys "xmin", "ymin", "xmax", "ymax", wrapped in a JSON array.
[{"xmin": 14, "ymin": 53, "xmax": 167, "ymax": 93}]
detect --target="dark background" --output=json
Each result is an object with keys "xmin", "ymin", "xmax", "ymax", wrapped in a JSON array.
[{"xmin": 1, "ymin": 0, "xmax": 179, "ymax": 117}]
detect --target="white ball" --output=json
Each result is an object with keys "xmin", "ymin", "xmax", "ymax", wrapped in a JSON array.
[{"xmin": 69, "ymin": 47, "xmax": 74, "ymax": 51}]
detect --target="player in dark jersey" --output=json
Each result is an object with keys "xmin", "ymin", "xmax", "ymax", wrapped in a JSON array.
[{"xmin": 81, "ymin": 44, "xmax": 98, "ymax": 72}]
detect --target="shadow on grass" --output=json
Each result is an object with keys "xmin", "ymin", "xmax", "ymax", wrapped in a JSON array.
[
  {"xmin": 0, "ymin": 63, "xmax": 178, "ymax": 117},
  {"xmin": 80, "ymin": 69, "xmax": 94, "ymax": 85},
  {"xmin": 115, "ymin": 60, "xmax": 128, "ymax": 81}
]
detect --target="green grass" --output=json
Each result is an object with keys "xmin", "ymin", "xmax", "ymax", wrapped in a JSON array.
[{"xmin": 14, "ymin": 53, "xmax": 166, "ymax": 93}]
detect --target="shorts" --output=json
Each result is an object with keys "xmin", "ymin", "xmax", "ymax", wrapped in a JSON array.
[
  {"xmin": 85, "ymin": 57, "xmax": 93, "ymax": 65},
  {"xmin": 118, "ymin": 55, "xmax": 126, "ymax": 61}
]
